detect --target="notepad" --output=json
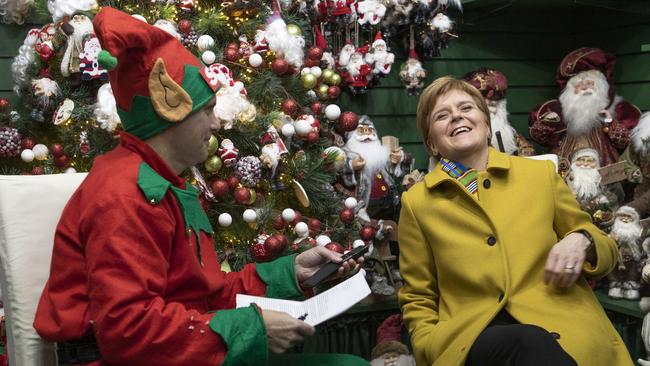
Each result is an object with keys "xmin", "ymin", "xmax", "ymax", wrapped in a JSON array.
[{"xmin": 236, "ymin": 270, "xmax": 371, "ymax": 326}]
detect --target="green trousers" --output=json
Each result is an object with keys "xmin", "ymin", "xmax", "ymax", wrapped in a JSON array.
[{"xmin": 268, "ymin": 353, "xmax": 369, "ymax": 366}]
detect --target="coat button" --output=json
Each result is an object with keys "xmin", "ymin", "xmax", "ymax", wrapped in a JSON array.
[
  {"xmin": 483, "ymin": 179, "xmax": 491, "ymax": 189},
  {"xmin": 487, "ymin": 236, "xmax": 497, "ymax": 246},
  {"xmin": 550, "ymin": 332, "xmax": 561, "ymax": 340}
]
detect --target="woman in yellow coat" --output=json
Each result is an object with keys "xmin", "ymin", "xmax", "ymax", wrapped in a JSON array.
[{"xmin": 398, "ymin": 76, "xmax": 633, "ymax": 366}]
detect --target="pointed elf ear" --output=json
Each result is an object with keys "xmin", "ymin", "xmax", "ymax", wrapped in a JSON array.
[{"xmin": 148, "ymin": 58, "xmax": 193, "ymax": 122}]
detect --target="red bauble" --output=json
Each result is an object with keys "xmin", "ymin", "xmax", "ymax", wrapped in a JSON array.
[
  {"xmin": 340, "ymin": 208, "xmax": 355, "ymax": 225},
  {"xmin": 211, "ymin": 179, "xmax": 230, "ymax": 197},
  {"xmin": 31, "ymin": 166, "xmax": 43, "ymax": 175},
  {"xmin": 178, "ymin": 19, "xmax": 192, "ymax": 34},
  {"xmin": 310, "ymin": 101, "xmax": 324, "ymax": 115},
  {"xmin": 303, "ymin": 59, "xmax": 320, "ymax": 67},
  {"xmin": 234, "ymin": 186, "xmax": 251, "ymax": 204},
  {"xmin": 0, "ymin": 98, "xmax": 10, "ymax": 112},
  {"xmin": 281, "ymin": 99, "xmax": 298, "ymax": 116},
  {"xmin": 250, "ymin": 243, "xmax": 273, "ymax": 262},
  {"xmin": 50, "ymin": 143, "xmax": 64, "ymax": 158},
  {"xmin": 274, "ymin": 234, "xmax": 289, "ymax": 247},
  {"xmin": 271, "ymin": 59, "xmax": 289, "ymax": 75},
  {"xmin": 264, "ymin": 236, "xmax": 283, "ymax": 253},
  {"xmin": 308, "ymin": 218, "xmax": 321, "ymax": 231},
  {"xmin": 327, "ymin": 85, "xmax": 341, "ymax": 99},
  {"xmin": 224, "ymin": 47, "xmax": 240, "ymax": 62},
  {"xmin": 227, "ymin": 175, "xmax": 240, "ymax": 188},
  {"xmin": 307, "ymin": 46, "xmax": 324, "ymax": 61},
  {"xmin": 292, "ymin": 211, "xmax": 303, "ymax": 225},
  {"xmin": 53, "ymin": 154, "xmax": 70, "ymax": 168},
  {"xmin": 306, "ymin": 131, "xmax": 319, "ymax": 144},
  {"xmin": 338, "ymin": 111, "xmax": 359, "ymax": 132},
  {"xmin": 273, "ymin": 215, "xmax": 286, "ymax": 230},
  {"xmin": 360, "ymin": 226, "xmax": 376, "ymax": 241},
  {"xmin": 21, "ymin": 137, "xmax": 35, "ymax": 150},
  {"xmin": 79, "ymin": 143, "xmax": 90, "ymax": 154},
  {"xmin": 325, "ymin": 242, "xmax": 345, "ymax": 254}
]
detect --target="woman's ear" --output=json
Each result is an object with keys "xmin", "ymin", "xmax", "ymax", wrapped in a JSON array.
[{"xmin": 427, "ymin": 142, "xmax": 438, "ymax": 157}]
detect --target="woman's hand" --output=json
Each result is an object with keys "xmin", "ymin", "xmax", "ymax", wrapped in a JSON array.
[
  {"xmin": 294, "ymin": 246, "xmax": 363, "ymax": 284},
  {"xmin": 544, "ymin": 232, "xmax": 591, "ymax": 288},
  {"xmin": 262, "ymin": 310, "xmax": 315, "ymax": 354}
]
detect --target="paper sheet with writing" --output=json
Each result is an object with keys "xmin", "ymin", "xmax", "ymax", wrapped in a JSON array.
[{"xmin": 236, "ymin": 270, "xmax": 370, "ymax": 326}]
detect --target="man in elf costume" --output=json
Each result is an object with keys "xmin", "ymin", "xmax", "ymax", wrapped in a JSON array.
[{"xmin": 34, "ymin": 8, "xmax": 366, "ymax": 366}]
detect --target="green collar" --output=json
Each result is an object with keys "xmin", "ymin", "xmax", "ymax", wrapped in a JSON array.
[{"xmin": 137, "ymin": 162, "xmax": 214, "ymax": 265}]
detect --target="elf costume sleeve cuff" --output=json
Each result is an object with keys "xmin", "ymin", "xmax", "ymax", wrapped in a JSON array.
[
  {"xmin": 209, "ymin": 305, "xmax": 268, "ymax": 366},
  {"xmin": 256, "ymin": 254, "xmax": 303, "ymax": 299}
]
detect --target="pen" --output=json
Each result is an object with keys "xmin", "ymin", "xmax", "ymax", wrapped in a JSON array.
[{"xmin": 298, "ymin": 313, "xmax": 308, "ymax": 321}]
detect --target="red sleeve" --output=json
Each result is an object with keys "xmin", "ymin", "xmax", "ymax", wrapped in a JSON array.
[
  {"xmin": 82, "ymin": 197, "xmax": 230, "ymax": 365},
  {"xmin": 528, "ymin": 99, "xmax": 565, "ymax": 147},
  {"xmin": 208, "ymin": 263, "xmax": 266, "ymax": 310}
]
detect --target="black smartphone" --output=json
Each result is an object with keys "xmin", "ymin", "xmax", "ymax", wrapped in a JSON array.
[{"xmin": 301, "ymin": 245, "xmax": 369, "ymax": 288}]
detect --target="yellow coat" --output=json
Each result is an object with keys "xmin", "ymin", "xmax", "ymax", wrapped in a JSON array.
[{"xmin": 398, "ymin": 148, "xmax": 633, "ymax": 366}]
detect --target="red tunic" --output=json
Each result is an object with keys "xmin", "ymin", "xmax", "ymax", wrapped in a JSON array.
[{"xmin": 34, "ymin": 133, "xmax": 273, "ymax": 365}]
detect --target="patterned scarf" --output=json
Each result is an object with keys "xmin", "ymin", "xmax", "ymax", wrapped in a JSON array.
[{"xmin": 440, "ymin": 158, "xmax": 478, "ymax": 195}]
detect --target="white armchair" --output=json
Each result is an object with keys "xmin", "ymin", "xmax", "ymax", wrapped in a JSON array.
[{"xmin": 0, "ymin": 173, "xmax": 87, "ymax": 366}]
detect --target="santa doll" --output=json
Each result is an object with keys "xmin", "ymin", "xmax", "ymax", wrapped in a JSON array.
[
  {"xmin": 60, "ymin": 13, "xmax": 95, "ymax": 79},
  {"xmin": 346, "ymin": 50, "xmax": 372, "ymax": 94},
  {"xmin": 621, "ymin": 112, "xmax": 650, "ymax": 201},
  {"xmin": 607, "ymin": 206, "xmax": 646, "ymax": 300},
  {"xmin": 463, "ymin": 68, "xmax": 535, "ymax": 156},
  {"xmin": 342, "ymin": 116, "xmax": 411, "ymax": 221},
  {"xmin": 218, "ymin": 139, "xmax": 239, "ymax": 167},
  {"xmin": 365, "ymin": 33, "xmax": 395, "ymax": 76},
  {"xmin": 31, "ymin": 77, "xmax": 61, "ymax": 122},
  {"xmin": 78, "ymin": 33, "xmax": 109, "ymax": 81},
  {"xmin": 529, "ymin": 47, "xmax": 641, "ymax": 174},
  {"xmin": 356, "ymin": 0, "xmax": 386, "ymax": 26},
  {"xmin": 399, "ymin": 49, "xmax": 426, "ymax": 96},
  {"xmin": 371, "ymin": 314, "xmax": 415, "ymax": 366}
]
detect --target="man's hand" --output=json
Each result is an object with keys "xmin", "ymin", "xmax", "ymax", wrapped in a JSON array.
[
  {"xmin": 389, "ymin": 149, "xmax": 402, "ymax": 165},
  {"xmin": 294, "ymin": 246, "xmax": 363, "ymax": 284},
  {"xmin": 351, "ymin": 156, "xmax": 366, "ymax": 171},
  {"xmin": 263, "ymin": 310, "xmax": 315, "ymax": 354},
  {"xmin": 544, "ymin": 232, "xmax": 592, "ymax": 288}
]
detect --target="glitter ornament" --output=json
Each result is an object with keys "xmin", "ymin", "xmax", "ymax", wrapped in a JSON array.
[
  {"xmin": 204, "ymin": 155, "xmax": 223, "ymax": 173},
  {"xmin": 311, "ymin": 101, "xmax": 324, "ymax": 115},
  {"xmin": 327, "ymin": 85, "xmax": 341, "ymax": 99},
  {"xmin": 21, "ymin": 137, "xmax": 35, "ymax": 150},
  {"xmin": 181, "ymin": 31, "xmax": 199, "ymax": 48},
  {"xmin": 211, "ymin": 179, "xmax": 229, "ymax": 197},
  {"xmin": 310, "ymin": 66, "xmax": 322, "ymax": 78},
  {"xmin": 273, "ymin": 215, "xmax": 286, "ymax": 230},
  {"xmin": 178, "ymin": 19, "xmax": 192, "ymax": 33},
  {"xmin": 271, "ymin": 59, "xmax": 289, "ymax": 75},
  {"xmin": 340, "ymin": 208, "xmax": 355, "ymax": 224},
  {"xmin": 360, "ymin": 226, "xmax": 376, "ymax": 241},
  {"xmin": 338, "ymin": 111, "xmax": 359, "ymax": 132},
  {"xmin": 281, "ymin": 99, "xmax": 298, "ymax": 116},
  {"xmin": 50, "ymin": 143, "xmax": 64, "ymax": 157},
  {"xmin": 308, "ymin": 218, "xmax": 321, "ymax": 231},
  {"xmin": 197, "ymin": 35, "xmax": 215, "ymax": 51},
  {"xmin": 227, "ymin": 176, "xmax": 240, "ymax": 188},
  {"xmin": 235, "ymin": 156, "xmax": 262, "ymax": 187},
  {"xmin": 234, "ymin": 186, "xmax": 252, "ymax": 204},
  {"xmin": 286, "ymin": 24, "xmax": 302, "ymax": 36},
  {"xmin": 322, "ymin": 69, "xmax": 334, "ymax": 83},
  {"xmin": 0, "ymin": 127, "xmax": 21, "ymax": 158},
  {"xmin": 53, "ymin": 154, "xmax": 70, "ymax": 168},
  {"xmin": 32, "ymin": 144, "xmax": 48, "ymax": 160},
  {"xmin": 307, "ymin": 47, "xmax": 323, "ymax": 61},
  {"xmin": 300, "ymin": 73, "xmax": 317, "ymax": 89}
]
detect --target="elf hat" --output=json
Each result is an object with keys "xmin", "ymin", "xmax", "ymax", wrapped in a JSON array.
[
  {"xmin": 93, "ymin": 7, "xmax": 216, "ymax": 140},
  {"xmin": 556, "ymin": 47, "xmax": 616, "ymax": 104},
  {"xmin": 462, "ymin": 68, "xmax": 508, "ymax": 101},
  {"xmin": 371, "ymin": 314, "xmax": 408, "ymax": 359}
]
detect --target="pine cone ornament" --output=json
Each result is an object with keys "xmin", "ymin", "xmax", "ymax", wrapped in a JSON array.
[
  {"xmin": 0, "ymin": 127, "xmax": 22, "ymax": 158},
  {"xmin": 235, "ymin": 156, "xmax": 262, "ymax": 187}
]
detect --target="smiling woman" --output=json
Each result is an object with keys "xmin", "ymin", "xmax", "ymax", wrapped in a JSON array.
[{"xmin": 398, "ymin": 76, "xmax": 633, "ymax": 366}]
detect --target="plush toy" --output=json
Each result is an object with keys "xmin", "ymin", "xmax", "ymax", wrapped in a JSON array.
[
  {"xmin": 608, "ymin": 206, "xmax": 645, "ymax": 300},
  {"xmin": 371, "ymin": 314, "xmax": 415, "ymax": 366}
]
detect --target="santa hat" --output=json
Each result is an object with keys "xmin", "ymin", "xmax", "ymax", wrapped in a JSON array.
[
  {"xmin": 616, "ymin": 205, "xmax": 640, "ymax": 222},
  {"xmin": 462, "ymin": 68, "xmax": 507, "ymax": 101},
  {"xmin": 357, "ymin": 43, "xmax": 370, "ymax": 56},
  {"xmin": 408, "ymin": 48, "xmax": 418, "ymax": 60},
  {"xmin": 314, "ymin": 25, "xmax": 328, "ymax": 50},
  {"xmin": 556, "ymin": 47, "xmax": 616, "ymax": 104},
  {"xmin": 570, "ymin": 148, "xmax": 599, "ymax": 164},
  {"xmin": 93, "ymin": 7, "xmax": 215, "ymax": 140},
  {"xmin": 371, "ymin": 314, "xmax": 409, "ymax": 359},
  {"xmin": 372, "ymin": 32, "xmax": 385, "ymax": 48}
]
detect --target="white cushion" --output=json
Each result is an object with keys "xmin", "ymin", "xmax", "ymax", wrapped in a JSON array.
[
  {"xmin": 525, "ymin": 153, "xmax": 559, "ymax": 172},
  {"xmin": 0, "ymin": 173, "xmax": 87, "ymax": 366}
]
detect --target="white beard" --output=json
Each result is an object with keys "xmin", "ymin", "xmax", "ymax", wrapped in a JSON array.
[
  {"xmin": 559, "ymin": 74, "xmax": 610, "ymax": 137},
  {"xmin": 47, "ymin": 0, "xmax": 97, "ymax": 22},
  {"xmin": 370, "ymin": 354, "xmax": 416, "ymax": 366},
  {"xmin": 345, "ymin": 134, "xmax": 391, "ymax": 182},
  {"xmin": 568, "ymin": 164, "xmax": 602, "ymax": 201},
  {"xmin": 348, "ymin": 56, "xmax": 364, "ymax": 76},
  {"xmin": 339, "ymin": 45, "xmax": 355, "ymax": 66},
  {"xmin": 405, "ymin": 60, "xmax": 424, "ymax": 77},
  {"xmin": 631, "ymin": 112, "xmax": 650, "ymax": 157},
  {"xmin": 489, "ymin": 99, "xmax": 518, "ymax": 154},
  {"xmin": 94, "ymin": 83, "xmax": 121, "ymax": 132},
  {"xmin": 432, "ymin": 14, "xmax": 452, "ymax": 32},
  {"xmin": 611, "ymin": 219, "xmax": 643, "ymax": 260},
  {"xmin": 264, "ymin": 16, "xmax": 305, "ymax": 68}
]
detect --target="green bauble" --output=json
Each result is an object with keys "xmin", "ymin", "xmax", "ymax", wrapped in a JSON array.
[
  {"xmin": 286, "ymin": 24, "xmax": 302, "ymax": 37},
  {"xmin": 330, "ymin": 73, "xmax": 342, "ymax": 86},
  {"xmin": 322, "ymin": 69, "xmax": 334, "ymax": 84},
  {"xmin": 208, "ymin": 135, "xmax": 219, "ymax": 156},
  {"xmin": 204, "ymin": 155, "xmax": 223, "ymax": 173},
  {"xmin": 301, "ymin": 73, "xmax": 318, "ymax": 89},
  {"xmin": 316, "ymin": 84, "xmax": 329, "ymax": 100}
]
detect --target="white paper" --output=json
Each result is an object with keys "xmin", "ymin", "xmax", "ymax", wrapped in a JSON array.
[{"xmin": 236, "ymin": 270, "xmax": 371, "ymax": 326}]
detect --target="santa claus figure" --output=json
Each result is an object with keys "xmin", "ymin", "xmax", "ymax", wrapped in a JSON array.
[
  {"xmin": 31, "ymin": 77, "xmax": 61, "ymax": 122},
  {"xmin": 60, "ymin": 14, "xmax": 95, "ymax": 79},
  {"xmin": 399, "ymin": 49, "xmax": 426, "ymax": 96},
  {"xmin": 356, "ymin": 0, "xmax": 386, "ymax": 25},
  {"xmin": 252, "ymin": 29, "xmax": 269, "ymax": 54},
  {"xmin": 365, "ymin": 33, "xmax": 395, "ymax": 76},
  {"xmin": 94, "ymin": 83, "xmax": 121, "ymax": 132},
  {"xmin": 371, "ymin": 314, "xmax": 416, "ymax": 366},
  {"xmin": 529, "ymin": 47, "xmax": 641, "ymax": 174},
  {"xmin": 463, "ymin": 68, "xmax": 535, "ymax": 156},
  {"xmin": 608, "ymin": 206, "xmax": 646, "ymax": 300},
  {"xmin": 218, "ymin": 139, "xmax": 239, "ymax": 167},
  {"xmin": 621, "ymin": 112, "xmax": 650, "ymax": 202},
  {"xmin": 345, "ymin": 50, "xmax": 372, "ymax": 94},
  {"xmin": 79, "ymin": 34, "xmax": 109, "ymax": 81},
  {"xmin": 342, "ymin": 116, "xmax": 410, "ymax": 221}
]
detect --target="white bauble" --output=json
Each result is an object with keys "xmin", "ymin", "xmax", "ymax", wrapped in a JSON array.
[
  {"xmin": 32, "ymin": 143, "xmax": 48, "ymax": 160},
  {"xmin": 300, "ymin": 67, "xmax": 311, "ymax": 76},
  {"xmin": 353, "ymin": 239, "xmax": 365, "ymax": 248},
  {"xmin": 64, "ymin": 167, "xmax": 77, "ymax": 174},
  {"xmin": 218, "ymin": 213, "xmax": 233, "ymax": 227},
  {"xmin": 294, "ymin": 119, "xmax": 311, "ymax": 136},
  {"xmin": 248, "ymin": 53, "xmax": 263, "ymax": 67},
  {"xmin": 324, "ymin": 104, "xmax": 341, "ymax": 120},
  {"xmin": 196, "ymin": 34, "xmax": 215, "ymax": 52},
  {"xmin": 20, "ymin": 149, "xmax": 34, "ymax": 163},
  {"xmin": 281, "ymin": 123, "xmax": 295, "ymax": 137},
  {"xmin": 281, "ymin": 208, "xmax": 296, "ymax": 222},
  {"xmin": 344, "ymin": 197, "xmax": 358, "ymax": 209},
  {"xmin": 201, "ymin": 50, "xmax": 216, "ymax": 65},
  {"xmin": 294, "ymin": 222, "xmax": 309, "ymax": 236},
  {"xmin": 131, "ymin": 14, "xmax": 147, "ymax": 22},
  {"xmin": 310, "ymin": 66, "xmax": 322, "ymax": 78},
  {"xmin": 316, "ymin": 235, "xmax": 331, "ymax": 246},
  {"xmin": 243, "ymin": 209, "xmax": 257, "ymax": 223},
  {"xmin": 306, "ymin": 90, "xmax": 317, "ymax": 101}
]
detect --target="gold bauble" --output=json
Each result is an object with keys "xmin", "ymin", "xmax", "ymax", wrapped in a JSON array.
[
  {"xmin": 329, "ymin": 73, "xmax": 342, "ymax": 86},
  {"xmin": 204, "ymin": 155, "xmax": 223, "ymax": 173},
  {"xmin": 322, "ymin": 69, "xmax": 334, "ymax": 83},
  {"xmin": 301, "ymin": 73, "xmax": 318, "ymax": 89},
  {"xmin": 208, "ymin": 135, "xmax": 219, "ymax": 156},
  {"xmin": 316, "ymin": 84, "xmax": 329, "ymax": 100},
  {"xmin": 286, "ymin": 24, "xmax": 302, "ymax": 37}
]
